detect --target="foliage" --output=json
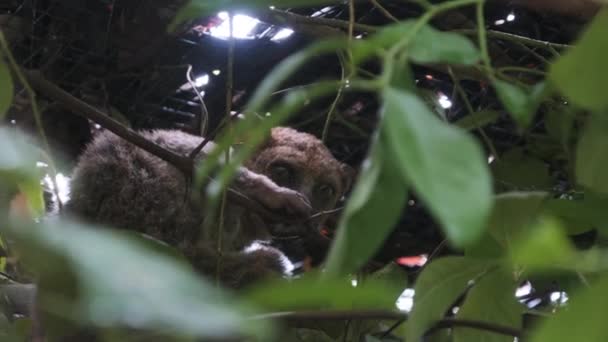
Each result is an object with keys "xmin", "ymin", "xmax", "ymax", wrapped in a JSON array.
[
  {"xmin": 1, "ymin": 0, "xmax": 608, "ymax": 341},
  {"xmin": 0, "ymin": 49, "xmax": 12, "ymax": 120}
]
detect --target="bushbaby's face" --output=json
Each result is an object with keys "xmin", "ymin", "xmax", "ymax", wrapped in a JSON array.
[{"xmin": 245, "ymin": 127, "xmax": 351, "ymax": 233}]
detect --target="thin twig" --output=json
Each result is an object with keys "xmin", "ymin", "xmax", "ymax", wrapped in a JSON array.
[
  {"xmin": 476, "ymin": 1, "xmax": 492, "ymax": 74},
  {"xmin": 185, "ymin": 64, "xmax": 209, "ymax": 136},
  {"xmin": 369, "ymin": 0, "xmax": 399, "ymax": 22},
  {"xmin": 260, "ymin": 8, "xmax": 378, "ymax": 34},
  {"xmin": 307, "ymin": 207, "xmax": 344, "ymax": 221},
  {"xmin": 216, "ymin": 13, "xmax": 236, "ymax": 287},
  {"xmin": 497, "ymin": 66, "xmax": 546, "ymax": 76},
  {"xmin": 187, "ymin": 111, "xmax": 241, "ymax": 159},
  {"xmin": 252, "ymin": 310, "xmax": 524, "ymax": 337},
  {"xmin": 252, "ymin": 309, "xmax": 406, "ymax": 321},
  {"xmin": 322, "ymin": 54, "xmax": 346, "ymax": 143},
  {"xmin": 448, "ymin": 67, "xmax": 499, "ymax": 160},
  {"xmin": 380, "ymin": 318, "xmax": 406, "ymax": 338},
  {"xmin": 347, "ymin": 0, "xmax": 355, "ymax": 39},
  {"xmin": 514, "ymin": 42, "xmax": 551, "ymax": 65},
  {"xmin": 455, "ymin": 28, "xmax": 571, "ymax": 50}
]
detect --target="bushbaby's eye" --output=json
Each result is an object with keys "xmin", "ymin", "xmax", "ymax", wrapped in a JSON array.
[
  {"xmin": 315, "ymin": 183, "xmax": 336, "ymax": 200},
  {"xmin": 268, "ymin": 164, "xmax": 293, "ymax": 187}
]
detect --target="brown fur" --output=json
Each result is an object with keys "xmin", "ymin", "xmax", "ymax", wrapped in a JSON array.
[{"xmin": 65, "ymin": 127, "xmax": 350, "ymax": 288}]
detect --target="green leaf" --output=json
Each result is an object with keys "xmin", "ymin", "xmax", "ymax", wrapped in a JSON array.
[
  {"xmin": 353, "ymin": 21, "xmax": 480, "ymax": 65},
  {"xmin": 475, "ymin": 192, "xmax": 546, "ymax": 255},
  {"xmin": 550, "ymin": 8, "xmax": 608, "ymax": 112},
  {"xmin": 0, "ymin": 54, "xmax": 13, "ymax": 119},
  {"xmin": 510, "ymin": 216, "xmax": 577, "ymax": 272},
  {"xmin": 576, "ymin": 115, "xmax": 608, "ymax": 194},
  {"xmin": 246, "ymin": 273, "xmax": 399, "ymax": 311},
  {"xmin": 491, "ymin": 149, "xmax": 552, "ymax": 191},
  {"xmin": 169, "ymin": 0, "xmax": 339, "ymax": 31},
  {"xmin": 407, "ymin": 257, "xmax": 495, "ymax": 341},
  {"xmin": 9, "ymin": 220, "xmax": 269, "ymax": 340},
  {"xmin": 543, "ymin": 193, "xmax": 608, "ymax": 235},
  {"xmin": 544, "ymin": 109, "xmax": 575, "ymax": 149},
  {"xmin": 382, "ymin": 88, "xmax": 493, "ymax": 247},
  {"xmin": 454, "ymin": 110, "xmax": 500, "ymax": 131},
  {"xmin": 453, "ymin": 268, "xmax": 523, "ymax": 342},
  {"xmin": 0, "ymin": 128, "xmax": 44, "ymax": 217},
  {"xmin": 408, "ymin": 26, "xmax": 480, "ymax": 66},
  {"xmin": 530, "ymin": 275, "xmax": 608, "ymax": 342},
  {"xmin": 493, "ymin": 80, "xmax": 546, "ymax": 128},
  {"xmin": 324, "ymin": 131, "xmax": 407, "ymax": 276},
  {"xmin": 370, "ymin": 262, "xmax": 409, "ymax": 302}
]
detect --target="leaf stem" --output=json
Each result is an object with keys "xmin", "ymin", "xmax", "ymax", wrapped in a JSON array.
[
  {"xmin": 475, "ymin": 0, "xmax": 492, "ymax": 75},
  {"xmin": 215, "ymin": 11, "xmax": 236, "ymax": 287}
]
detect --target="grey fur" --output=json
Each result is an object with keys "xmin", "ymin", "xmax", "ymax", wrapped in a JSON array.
[{"xmin": 65, "ymin": 128, "xmax": 348, "ymax": 288}]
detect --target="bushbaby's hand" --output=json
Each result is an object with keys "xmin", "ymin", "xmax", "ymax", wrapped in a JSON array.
[
  {"xmin": 259, "ymin": 186, "xmax": 311, "ymax": 218},
  {"xmin": 235, "ymin": 168, "xmax": 312, "ymax": 218}
]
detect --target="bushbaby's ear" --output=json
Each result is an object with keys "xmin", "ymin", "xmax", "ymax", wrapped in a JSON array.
[{"xmin": 340, "ymin": 163, "xmax": 356, "ymax": 195}]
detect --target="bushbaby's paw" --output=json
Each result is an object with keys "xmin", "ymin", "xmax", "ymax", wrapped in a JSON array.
[{"xmin": 260, "ymin": 186, "xmax": 311, "ymax": 219}]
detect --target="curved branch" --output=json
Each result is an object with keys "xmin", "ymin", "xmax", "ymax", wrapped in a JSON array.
[
  {"xmin": 22, "ymin": 70, "xmax": 302, "ymax": 224},
  {"xmin": 455, "ymin": 28, "xmax": 571, "ymax": 50},
  {"xmin": 253, "ymin": 310, "xmax": 523, "ymax": 338}
]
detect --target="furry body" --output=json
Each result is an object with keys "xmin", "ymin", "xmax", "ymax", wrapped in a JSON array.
[{"xmin": 65, "ymin": 127, "xmax": 349, "ymax": 288}]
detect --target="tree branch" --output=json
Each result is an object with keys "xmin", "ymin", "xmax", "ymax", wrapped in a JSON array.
[
  {"xmin": 22, "ymin": 70, "xmax": 301, "ymax": 224},
  {"xmin": 23, "ymin": 70, "xmax": 194, "ymax": 176},
  {"xmin": 255, "ymin": 8, "xmax": 377, "ymax": 35},
  {"xmin": 253, "ymin": 310, "xmax": 523, "ymax": 338},
  {"xmin": 455, "ymin": 28, "xmax": 571, "ymax": 50}
]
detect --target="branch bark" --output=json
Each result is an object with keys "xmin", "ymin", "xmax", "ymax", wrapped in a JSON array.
[{"xmin": 22, "ymin": 70, "xmax": 298, "ymax": 224}]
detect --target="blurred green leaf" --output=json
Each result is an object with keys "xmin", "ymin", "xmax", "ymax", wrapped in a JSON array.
[
  {"xmin": 543, "ymin": 193, "xmax": 608, "ymax": 235},
  {"xmin": 9, "ymin": 220, "xmax": 269, "ymax": 340},
  {"xmin": 544, "ymin": 109, "xmax": 575, "ymax": 149},
  {"xmin": 550, "ymin": 9, "xmax": 608, "ymax": 112},
  {"xmin": 382, "ymin": 88, "xmax": 493, "ymax": 247},
  {"xmin": 469, "ymin": 192, "xmax": 546, "ymax": 257},
  {"xmin": 491, "ymin": 149, "xmax": 552, "ymax": 191},
  {"xmin": 246, "ymin": 273, "xmax": 399, "ymax": 311},
  {"xmin": 530, "ymin": 275, "xmax": 608, "ymax": 342},
  {"xmin": 0, "ymin": 54, "xmax": 13, "ymax": 119},
  {"xmin": 0, "ymin": 128, "xmax": 44, "ymax": 217},
  {"xmin": 408, "ymin": 26, "xmax": 480, "ymax": 66},
  {"xmin": 353, "ymin": 21, "xmax": 480, "ymax": 65},
  {"xmin": 370, "ymin": 262, "xmax": 409, "ymax": 302},
  {"xmin": 324, "ymin": 131, "xmax": 407, "ymax": 276},
  {"xmin": 407, "ymin": 257, "xmax": 496, "ymax": 341},
  {"xmin": 454, "ymin": 110, "xmax": 500, "ymax": 131},
  {"xmin": 12, "ymin": 319, "xmax": 31, "ymax": 341},
  {"xmin": 576, "ymin": 115, "xmax": 608, "ymax": 194},
  {"xmin": 510, "ymin": 216, "xmax": 577, "ymax": 272},
  {"xmin": 389, "ymin": 56, "xmax": 416, "ymax": 91},
  {"xmin": 453, "ymin": 268, "xmax": 523, "ymax": 342},
  {"xmin": 493, "ymin": 80, "xmax": 546, "ymax": 128},
  {"xmin": 169, "ymin": 0, "xmax": 338, "ymax": 32},
  {"xmin": 465, "ymin": 233, "xmax": 504, "ymax": 258}
]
